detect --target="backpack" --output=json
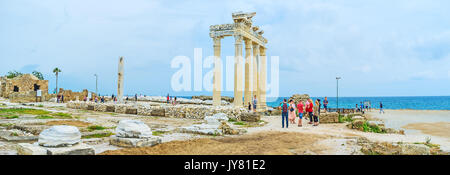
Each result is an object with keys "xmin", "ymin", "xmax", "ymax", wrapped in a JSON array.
[{"xmin": 282, "ymin": 103, "xmax": 288, "ymax": 113}]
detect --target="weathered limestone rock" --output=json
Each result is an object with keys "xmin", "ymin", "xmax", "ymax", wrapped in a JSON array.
[
  {"xmin": 151, "ymin": 108, "xmax": 165, "ymax": 117},
  {"xmin": 178, "ymin": 124, "xmax": 223, "ymax": 136},
  {"xmin": 17, "ymin": 143, "xmax": 48, "ymax": 155},
  {"xmin": 46, "ymin": 143, "xmax": 95, "ymax": 155},
  {"xmin": 110, "ymin": 135, "xmax": 161, "ymax": 148},
  {"xmin": 288, "ymin": 94, "xmax": 310, "ymax": 104},
  {"xmin": 204, "ymin": 113, "xmax": 229, "ymax": 124},
  {"xmin": 115, "ymin": 120, "xmax": 152, "ymax": 138},
  {"xmin": 38, "ymin": 125, "xmax": 81, "ymax": 147},
  {"xmin": 239, "ymin": 112, "xmax": 260, "ymax": 122},
  {"xmin": 399, "ymin": 144, "xmax": 431, "ymax": 155},
  {"xmin": 125, "ymin": 107, "xmax": 137, "ymax": 115},
  {"xmin": 106, "ymin": 104, "xmax": 115, "ymax": 112},
  {"xmin": 319, "ymin": 112, "xmax": 339, "ymax": 123},
  {"xmin": 351, "ymin": 120, "xmax": 365, "ymax": 130},
  {"xmin": 351, "ymin": 115, "xmax": 364, "ymax": 120},
  {"xmin": 115, "ymin": 104, "xmax": 128, "ymax": 113}
]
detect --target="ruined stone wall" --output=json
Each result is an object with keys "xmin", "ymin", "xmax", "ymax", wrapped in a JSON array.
[
  {"xmin": 59, "ymin": 88, "xmax": 96, "ymax": 102},
  {"xmin": 1, "ymin": 74, "xmax": 49, "ymax": 102},
  {"xmin": 66, "ymin": 101, "xmax": 249, "ymax": 120}
]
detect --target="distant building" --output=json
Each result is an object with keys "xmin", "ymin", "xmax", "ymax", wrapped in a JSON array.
[{"xmin": 0, "ymin": 74, "xmax": 49, "ymax": 102}]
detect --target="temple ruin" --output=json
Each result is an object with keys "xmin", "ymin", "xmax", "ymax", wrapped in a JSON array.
[{"xmin": 209, "ymin": 12, "xmax": 267, "ymax": 109}]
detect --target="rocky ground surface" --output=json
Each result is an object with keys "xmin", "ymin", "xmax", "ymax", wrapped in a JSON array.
[{"xmin": 0, "ymin": 98, "xmax": 447, "ymax": 155}]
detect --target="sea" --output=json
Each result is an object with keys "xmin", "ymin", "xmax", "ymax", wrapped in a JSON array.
[
  {"xmin": 265, "ymin": 96, "xmax": 450, "ymax": 110},
  {"xmin": 178, "ymin": 96, "xmax": 450, "ymax": 110}
]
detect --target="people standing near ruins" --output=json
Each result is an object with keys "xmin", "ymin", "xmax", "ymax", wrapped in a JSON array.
[
  {"xmin": 380, "ymin": 102, "xmax": 384, "ymax": 114},
  {"xmin": 61, "ymin": 94, "xmax": 64, "ymax": 103},
  {"xmin": 174, "ymin": 96, "xmax": 177, "ymax": 105},
  {"xmin": 313, "ymin": 99, "xmax": 320, "ymax": 126},
  {"xmin": 252, "ymin": 95, "xmax": 257, "ymax": 112},
  {"xmin": 135, "ymin": 94, "xmax": 138, "ymax": 101},
  {"xmin": 279, "ymin": 99, "xmax": 289, "ymax": 128},
  {"xmin": 248, "ymin": 102, "xmax": 252, "ymax": 111},
  {"xmin": 307, "ymin": 99, "xmax": 314, "ymax": 125},
  {"xmin": 323, "ymin": 97, "xmax": 328, "ymax": 112},
  {"xmin": 297, "ymin": 101, "xmax": 304, "ymax": 127},
  {"xmin": 288, "ymin": 100, "xmax": 296, "ymax": 124},
  {"xmin": 167, "ymin": 94, "xmax": 170, "ymax": 104}
]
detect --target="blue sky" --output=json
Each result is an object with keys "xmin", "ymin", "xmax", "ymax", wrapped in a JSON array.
[{"xmin": 1, "ymin": 0, "xmax": 449, "ymax": 97}]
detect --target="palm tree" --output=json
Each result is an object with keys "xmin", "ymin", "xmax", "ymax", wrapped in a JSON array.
[{"xmin": 53, "ymin": 68, "xmax": 62, "ymax": 94}]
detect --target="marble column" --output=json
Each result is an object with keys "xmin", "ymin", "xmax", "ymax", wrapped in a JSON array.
[
  {"xmin": 259, "ymin": 47, "xmax": 267, "ymax": 109},
  {"xmin": 234, "ymin": 35, "xmax": 244, "ymax": 107},
  {"xmin": 252, "ymin": 43, "xmax": 260, "ymax": 109},
  {"xmin": 244, "ymin": 39, "xmax": 252, "ymax": 106},
  {"xmin": 212, "ymin": 37, "xmax": 222, "ymax": 106},
  {"xmin": 117, "ymin": 57, "xmax": 124, "ymax": 103}
]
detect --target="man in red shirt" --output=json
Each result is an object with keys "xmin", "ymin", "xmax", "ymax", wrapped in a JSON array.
[{"xmin": 297, "ymin": 101, "xmax": 304, "ymax": 127}]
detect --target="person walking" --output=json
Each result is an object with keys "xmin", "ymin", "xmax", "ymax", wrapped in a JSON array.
[
  {"xmin": 323, "ymin": 97, "xmax": 328, "ymax": 112},
  {"xmin": 279, "ymin": 99, "xmax": 289, "ymax": 128},
  {"xmin": 252, "ymin": 95, "xmax": 257, "ymax": 112},
  {"xmin": 313, "ymin": 99, "xmax": 320, "ymax": 126},
  {"xmin": 380, "ymin": 102, "xmax": 384, "ymax": 114},
  {"xmin": 297, "ymin": 101, "xmax": 304, "ymax": 127},
  {"xmin": 288, "ymin": 100, "xmax": 296, "ymax": 124},
  {"xmin": 307, "ymin": 99, "xmax": 314, "ymax": 125}
]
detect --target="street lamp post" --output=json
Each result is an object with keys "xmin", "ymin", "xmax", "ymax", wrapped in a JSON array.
[
  {"xmin": 94, "ymin": 74, "xmax": 98, "ymax": 95},
  {"xmin": 336, "ymin": 77, "xmax": 341, "ymax": 113}
]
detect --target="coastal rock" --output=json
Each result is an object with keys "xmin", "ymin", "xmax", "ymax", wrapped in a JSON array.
[
  {"xmin": 288, "ymin": 94, "xmax": 310, "ymax": 104},
  {"xmin": 399, "ymin": 144, "xmax": 430, "ymax": 155},
  {"xmin": 38, "ymin": 125, "xmax": 81, "ymax": 147},
  {"xmin": 115, "ymin": 120, "xmax": 152, "ymax": 138}
]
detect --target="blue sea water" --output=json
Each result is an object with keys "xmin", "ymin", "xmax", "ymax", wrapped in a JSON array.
[
  {"xmin": 266, "ymin": 96, "xmax": 450, "ymax": 110},
  {"xmin": 178, "ymin": 96, "xmax": 450, "ymax": 110}
]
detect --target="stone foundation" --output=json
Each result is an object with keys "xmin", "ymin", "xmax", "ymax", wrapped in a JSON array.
[
  {"xmin": 66, "ymin": 101, "xmax": 249, "ymax": 120},
  {"xmin": 17, "ymin": 143, "xmax": 95, "ymax": 155},
  {"xmin": 319, "ymin": 112, "xmax": 339, "ymax": 123}
]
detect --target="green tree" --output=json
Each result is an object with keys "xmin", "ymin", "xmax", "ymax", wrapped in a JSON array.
[
  {"xmin": 53, "ymin": 68, "xmax": 62, "ymax": 94},
  {"xmin": 32, "ymin": 71, "xmax": 44, "ymax": 80},
  {"xmin": 6, "ymin": 70, "xmax": 23, "ymax": 79}
]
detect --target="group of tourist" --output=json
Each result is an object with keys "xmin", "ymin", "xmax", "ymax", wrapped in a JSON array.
[
  {"xmin": 247, "ymin": 95, "xmax": 258, "ymax": 112},
  {"xmin": 166, "ymin": 94, "xmax": 178, "ymax": 105},
  {"xmin": 279, "ymin": 97, "xmax": 326, "ymax": 128},
  {"xmin": 56, "ymin": 94, "xmax": 64, "ymax": 103}
]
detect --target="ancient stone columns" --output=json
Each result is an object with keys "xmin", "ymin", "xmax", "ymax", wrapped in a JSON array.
[
  {"xmin": 234, "ymin": 35, "xmax": 244, "ymax": 107},
  {"xmin": 244, "ymin": 39, "xmax": 252, "ymax": 106},
  {"xmin": 118, "ymin": 57, "xmax": 124, "ymax": 103},
  {"xmin": 259, "ymin": 47, "xmax": 267, "ymax": 108},
  {"xmin": 212, "ymin": 37, "xmax": 222, "ymax": 106}
]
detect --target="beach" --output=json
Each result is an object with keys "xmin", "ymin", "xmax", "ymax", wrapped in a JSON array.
[{"xmin": 367, "ymin": 109, "xmax": 450, "ymax": 151}]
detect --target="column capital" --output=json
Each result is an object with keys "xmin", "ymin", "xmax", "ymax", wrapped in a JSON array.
[{"xmin": 234, "ymin": 34, "xmax": 243, "ymax": 43}]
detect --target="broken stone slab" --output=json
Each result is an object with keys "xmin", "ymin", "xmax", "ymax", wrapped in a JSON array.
[
  {"xmin": 351, "ymin": 115, "xmax": 364, "ymax": 120},
  {"xmin": 178, "ymin": 124, "xmax": 223, "ymax": 136},
  {"xmin": 109, "ymin": 135, "xmax": 161, "ymax": 148},
  {"xmin": 116, "ymin": 120, "xmax": 152, "ymax": 138},
  {"xmin": 17, "ymin": 143, "xmax": 48, "ymax": 155},
  {"xmin": 151, "ymin": 108, "xmax": 165, "ymax": 117},
  {"xmin": 38, "ymin": 125, "xmax": 81, "ymax": 147},
  {"xmin": 46, "ymin": 143, "xmax": 95, "ymax": 155},
  {"xmin": 204, "ymin": 113, "xmax": 229, "ymax": 125},
  {"xmin": 17, "ymin": 142, "xmax": 95, "ymax": 155},
  {"xmin": 125, "ymin": 107, "xmax": 137, "ymax": 114},
  {"xmin": 0, "ymin": 135, "xmax": 38, "ymax": 142}
]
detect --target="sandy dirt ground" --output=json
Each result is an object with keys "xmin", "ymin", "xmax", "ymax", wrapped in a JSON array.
[{"xmin": 367, "ymin": 109, "xmax": 450, "ymax": 151}]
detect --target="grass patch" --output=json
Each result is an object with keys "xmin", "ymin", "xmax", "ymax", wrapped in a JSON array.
[
  {"xmin": 35, "ymin": 115, "xmax": 54, "ymax": 119},
  {"xmin": 0, "ymin": 108, "xmax": 50, "ymax": 115},
  {"xmin": 362, "ymin": 121, "xmax": 385, "ymax": 133},
  {"xmin": 338, "ymin": 115, "xmax": 353, "ymax": 123},
  {"xmin": 87, "ymin": 125, "xmax": 106, "ymax": 131},
  {"xmin": 51, "ymin": 112, "xmax": 72, "ymax": 119},
  {"xmin": 152, "ymin": 131, "xmax": 168, "ymax": 136},
  {"xmin": 228, "ymin": 118, "xmax": 237, "ymax": 122},
  {"xmin": 11, "ymin": 132, "xmax": 19, "ymax": 136},
  {"xmin": 233, "ymin": 121, "xmax": 246, "ymax": 126},
  {"xmin": 37, "ymin": 104, "xmax": 44, "ymax": 107},
  {"xmin": 0, "ymin": 114, "xmax": 19, "ymax": 119},
  {"xmin": 0, "ymin": 123, "xmax": 14, "ymax": 127},
  {"xmin": 82, "ymin": 132, "xmax": 113, "ymax": 139}
]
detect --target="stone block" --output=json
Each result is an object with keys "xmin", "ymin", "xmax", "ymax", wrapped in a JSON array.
[
  {"xmin": 17, "ymin": 143, "xmax": 47, "ymax": 155},
  {"xmin": 106, "ymin": 105, "xmax": 115, "ymax": 112},
  {"xmin": 46, "ymin": 143, "xmax": 95, "ymax": 155},
  {"xmin": 151, "ymin": 108, "xmax": 165, "ymax": 117},
  {"xmin": 87, "ymin": 105, "xmax": 95, "ymax": 110},
  {"xmin": 239, "ymin": 112, "xmax": 260, "ymax": 122},
  {"xmin": 125, "ymin": 108, "xmax": 137, "ymax": 115},
  {"xmin": 319, "ymin": 112, "xmax": 339, "ymax": 123},
  {"xmin": 109, "ymin": 135, "xmax": 161, "ymax": 148}
]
